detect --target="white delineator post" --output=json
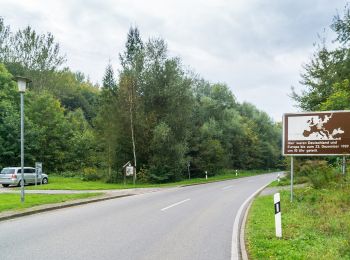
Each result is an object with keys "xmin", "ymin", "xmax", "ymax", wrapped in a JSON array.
[{"xmin": 274, "ymin": 193, "xmax": 282, "ymax": 238}]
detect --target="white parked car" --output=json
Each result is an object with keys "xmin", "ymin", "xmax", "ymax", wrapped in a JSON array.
[{"xmin": 0, "ymin": 167, "xmax": 48, "ymax": 187}]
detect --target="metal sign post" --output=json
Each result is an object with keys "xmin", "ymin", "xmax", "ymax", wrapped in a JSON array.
[
  {"xmin": 342, "ymin": 156, "xmax": 346, "ymax": 175},
  {"xmin": 187, "ymin": 162, "xmax": 190, "ymax": 180},
  {"xmin": 15, "ymin": 76, "xmax": 31, "ymax": 203},
  {"xmin": 290, "ymin": 156, "xmax": 294, "ymax": 202},
  {"xmin": 133, "ymin": 167, "xmax": 136, "ymax": 185},
  {"xmin": 20, "ymin": 92, "xmax": 25, "ymax": 203}
]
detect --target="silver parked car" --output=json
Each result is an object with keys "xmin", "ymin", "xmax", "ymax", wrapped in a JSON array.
[{"xmin": 0, "ymin": 167, "xmax": 49, "ymax": 187}]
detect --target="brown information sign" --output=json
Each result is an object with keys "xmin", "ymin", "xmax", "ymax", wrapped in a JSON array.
[{"xmin": 283, "ymin": 111, "xmax": 350, "ymax": 156}]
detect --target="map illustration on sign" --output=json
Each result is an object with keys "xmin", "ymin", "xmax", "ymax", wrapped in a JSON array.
[
  {"xmin": 283, "ymin": 111, "xmax": 350, "ymax": 155},
  {"xmin": 288, "ymin": 113, "xmax": 344, "ymax": 141}
]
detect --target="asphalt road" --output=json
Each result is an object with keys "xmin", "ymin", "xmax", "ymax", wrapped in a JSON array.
[{"xmin": 0, "ymin": 173, "xmax": 278, "ymax": 260}]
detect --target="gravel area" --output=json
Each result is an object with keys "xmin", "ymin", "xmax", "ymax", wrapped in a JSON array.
[{"xmin": 259, "ymin": 183, "xmax": 308, "ymax": 196}]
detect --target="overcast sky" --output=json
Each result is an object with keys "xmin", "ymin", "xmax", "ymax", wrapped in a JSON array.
[{"xmin": 0, "ymin": 0, "xmax": 347, "ymax": 121}]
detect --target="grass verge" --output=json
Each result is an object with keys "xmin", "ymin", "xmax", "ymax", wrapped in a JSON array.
[
  {"xmin": 246, "ymin": 186, "xmax": 350, "ymax": 259},
  {"xmin": 268, "ymin": 176, "xmax": 309, "ymax": 187},
  {"xmin": 22, "ymin": 170, "xmax": 279, "ymax": 190},
  {"xmin": 0, "ymin": 193, "xmax": 102, "ymax": 213}
]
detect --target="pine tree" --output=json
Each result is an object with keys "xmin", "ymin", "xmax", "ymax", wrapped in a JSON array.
[{"xmin": 95, "ymin": 63, "xmax": 118, "ymax": 179}]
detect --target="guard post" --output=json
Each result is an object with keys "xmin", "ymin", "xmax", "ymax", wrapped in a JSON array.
[{"xmin": 274, "ymin": 193, "xmax": 282, "ymax": 238}]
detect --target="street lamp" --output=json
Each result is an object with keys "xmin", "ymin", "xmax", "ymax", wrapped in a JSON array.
[{"xmin": 14, "ymin": 76, "xmax": 31, "ymax": 203}]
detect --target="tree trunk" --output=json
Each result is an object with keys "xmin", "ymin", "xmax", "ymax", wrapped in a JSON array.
[{"xmin": 129, "ymin": 81, "xmax": 137, "ymax": 185}]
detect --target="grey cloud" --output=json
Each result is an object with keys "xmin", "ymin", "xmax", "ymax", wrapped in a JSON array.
[{"xmin": 0, "ymin": 0, "xmax": 347, "ymax": 120}]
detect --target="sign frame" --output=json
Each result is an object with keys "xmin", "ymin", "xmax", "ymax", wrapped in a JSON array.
[
  {"xmin": 35, "ymin": 162, "xmax": 42, "ymax": 186},
  {"xmin": 125, "ymin": 166, "xmax": 134, "ymax": 177},
  {"xmin": 283, "ymin": 110, "xmax": 350, "ymax": 156}
]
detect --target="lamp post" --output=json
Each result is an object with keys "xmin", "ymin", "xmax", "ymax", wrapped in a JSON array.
[
  {"xmin": 15, "ymin": 76, "xmax": 31, "ymax": 203},
  {"xmin": 187, "ymin": 161, "xmax": 190, "ymax": 179}
]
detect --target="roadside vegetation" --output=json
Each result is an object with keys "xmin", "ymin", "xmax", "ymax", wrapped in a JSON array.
[
  {"xmin": 246, "ymin": 5, "xmax": 350, "ymax": 258},
  {"xmin": 0, "ymin": 193, "xmax": 102, "ymax": 213},
  {"xmin": 22, "ymin": 169, "xmax": 276, "ymax": 190},
  {"xmin": 247, "ymin": 158, "xmax": 349, "ymax": 259},
  {"xmin": 246, "ymin": 179, "xmax": 350, "ymax": 259},
  {"xmin": 0, "ymin": 18, "xmax": 282, "ymax": 185}
]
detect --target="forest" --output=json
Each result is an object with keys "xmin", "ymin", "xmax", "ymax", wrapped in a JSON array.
[{"xmin": 0, "ymin": 18, "xmax": 282, "ymax": 183}]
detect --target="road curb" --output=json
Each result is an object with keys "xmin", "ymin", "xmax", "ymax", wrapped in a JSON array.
[
  {"xmin": 238, "ymin": 183, "xmax": 272, "ymax": 260},
  {"xmin": 0, "ymin": 193, "xmax": 133, "ymax": 222},
  {"xmin": 240, "ymin": 197, "xmax": 254, "ymax": 260},
  {"xmin": 231, "ymin": 182, "xmax": 272, "ymax": 260}
]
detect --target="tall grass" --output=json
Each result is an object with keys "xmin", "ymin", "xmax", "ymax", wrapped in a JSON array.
[{"xmin": 246, "ymin": 161, "xmax": 350, "ymax": 259}]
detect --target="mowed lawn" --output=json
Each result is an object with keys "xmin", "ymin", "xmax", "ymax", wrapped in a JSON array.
[
  {"xmin": 23, "ymin": 170, "xmax": 277, "ymax": 190},
  {"xmin": 0, "ymin": 193, "xmax": 102, "ymax": 213},
  {"xmin": 246, "ymin": 186, "xmax": 350, "ymax": 259}
]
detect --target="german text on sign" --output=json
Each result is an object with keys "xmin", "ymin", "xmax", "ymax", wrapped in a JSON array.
[{"xmin": 283, "ymin": 111, "xmax": 350, "ymax": 155}]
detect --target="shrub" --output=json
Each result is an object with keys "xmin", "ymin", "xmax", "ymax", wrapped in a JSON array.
[
  {"xmin": 81, "ymin": 167, "xmax": 101, "ymax": 181},
  {"xmin": 137, "ymin": 167, "xmax": 151, "ymax": 183},
  {"xmin": 298, "ymin": 160, "xmax": 341, "ymax": 189},
  {"xmin": 105, "ymin": 170, "xmax": 122, "ymax": 183},
  {"xmin": 53, "ymin": 171, "xmax": 81, "ymax": 178}
]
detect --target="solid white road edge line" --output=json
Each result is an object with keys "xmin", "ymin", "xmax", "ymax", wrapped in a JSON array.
[
  {"xmin": 230, "ymin": 182, "xmax": 271, "ymax": 260},
  {"xmin": 161, "ymin": 198, "xmax": 191, "ymax": 211}
]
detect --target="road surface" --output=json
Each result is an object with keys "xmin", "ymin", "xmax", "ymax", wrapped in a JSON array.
[{"xmin": 0, "ymin": 173, "xmax": 278, "ymax": 260}]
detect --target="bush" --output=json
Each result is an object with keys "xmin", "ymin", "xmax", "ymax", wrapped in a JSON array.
[
  {"xmin": 53, "ymin": 171, "xmax": 82, "ymax": 178},
  {"xmin": 81, "ymin": 167, "xmax": 101, "ymax": 181},
  {"xmin": 298, "ymin": 160, "xmax": 341, "ymax": 189},
  {"xmin": 137, "ymin": 167, "xmax": 151, "ymax": 183},
  {"xmin": 105, "ymin": 170, "xmax": 122, "ymax": 183}
]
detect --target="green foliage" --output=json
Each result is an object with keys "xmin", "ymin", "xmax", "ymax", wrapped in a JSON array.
[
  {"xmin": 137, "ymin": 167, "xmax": 151, "ymax": 183},
  {"xmin": 293, "ymin": 4, "xmax": 350, "ymax": 112},
  {"xmin": 0, "ymin": 64, "xmax": 99, "ymax": 172},
  {"xmin": 149, "ymin": 122, "xmax": 188, "ymax": 182},
  {"xmin": 246, "ymin": 186, "xmax": 350, "ymax": 259},
  {"xmin": 0, "ymin": 63, "xmax": 20, "ymax": 168},
  {"xmin": 0, "ymin": 22, "xmax": 282, "ymax": 183},
  {"xmin": 26, "ymin": 92, "xmax": 71, "ymax": 170},
  {"xmin": 298, "ymin": 160, "xmax": 342, "ymax": 189},
  {"xmin": 81, "ymin": 167, "xmax": 102, "ymax": 181},
  {"xmin": 52, "ymin": 171, "xmax": 82, "ymax": 178},
  {"xmin": 66, "ymin": 109, "xmax": 98, "ymax": 169},
  {"xmin": 94, "ymin": 63, "xmax": 119, "ymax": 178},
  {"xmin": 0, "ymin": 18, "xmax": 66, "ymax": 71},
  {"xmin": 319, "ymin": 79, "xmax": 350, "ymax": 110}
]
